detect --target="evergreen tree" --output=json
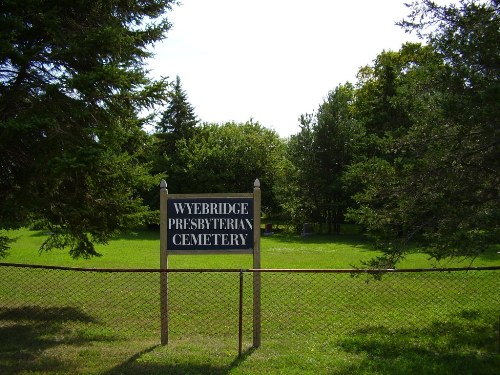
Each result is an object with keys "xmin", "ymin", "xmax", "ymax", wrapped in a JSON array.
[
  {"xmin": 155, "ymin": 75, "xmax": 198, "ymax": 147},
  {"xmin": 0, "ymin": 0, "xmax": 176, "ymax": 258},
  {"xmin": 346, "ymin": 0, "xmax": 499, "ymax": 266},
  {"xmin": 150, "ymin": 75, "xmax": 198, "ymax": 200}
]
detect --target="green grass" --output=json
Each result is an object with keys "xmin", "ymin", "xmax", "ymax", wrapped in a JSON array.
[
  {"xmin": 1, "ymin": 228, "xmax": 499, "ymax": 374},
  {"xmin": 4, "ymin": 227, "xmax": 500, "ymax": 269}
]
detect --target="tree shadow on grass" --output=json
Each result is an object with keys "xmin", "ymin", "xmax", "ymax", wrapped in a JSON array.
[
  {"xmin": 0, "ymin": 306, "xmax": 115, "ymax": 374},
  {"xmin": 0, "ymin": 306, "xmax": 98, "ymax": 323},
  {"xmin": 337, "ymin": 310, "xmax": 500, "ymax": 374}
]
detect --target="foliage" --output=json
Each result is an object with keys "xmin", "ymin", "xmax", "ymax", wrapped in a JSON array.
[
  {"xmin": 155, "ymin": 75, "xmax": 198, "ymax": 147},
  {"xmin": 283, "ymin": 84, "xmax": 362, "ymax": 232},
  {"xmin": 0, "ymin": 0, "xmax": 176, "ymax": 257},
  {"xmin": 276, "ymin": 115, "xmax": 316, "ymax": 230},
  {"xmin": 144, "ymin": 75, "xmax": 199, "ymax": 214},
  {"xmin": 1, "ymin": 0, "xmax": 497, "ymax": 266},
  {"xmin": 345, "ymin": 0, "xmax": 500, "ymax": 266},
  {"xmin": 172, "ymin": 121, "xmax": 285, "ymax": 215},
  {"xmin": 0, "ymin": 232, "xmax": 13, "ymax": 258}
]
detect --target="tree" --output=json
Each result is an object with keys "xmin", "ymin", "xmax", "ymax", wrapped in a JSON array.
[
  {"xmin": 313, "ymin": 83, "xmax": 361, "ymax": 233},
  {"xmin": 281, "ymin": 114, "xmax": 318, "ymax": 229},
  {"xmin": 150, "ymin": 75, "xmax": 198, "ymax": 202},
  {"xmin": 155, "ymin": 75, "xmax": 198, "ymax": 147},
  {"xmin": 283, "ymin": 84, "xmax": 362, "ymax": 233},
  {"xmin": 346, "ymin": 0, "xmax": 500, "ymax": 266},
  {"xmin": 171, "ymin": 121, "xmax": 285, "ymax": 215},
  {"xmin": 0, "ymin": 0, "xmax": 176, "ymax": 258}
]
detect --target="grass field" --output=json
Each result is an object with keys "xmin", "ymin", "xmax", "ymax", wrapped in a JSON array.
[
  {"xmin": 3, "ymin": 226, "xmax": 500, "ymax": 269},
  {"xmin": 1, "ymin": 228, "xmax": 499, "ymax": 374}
]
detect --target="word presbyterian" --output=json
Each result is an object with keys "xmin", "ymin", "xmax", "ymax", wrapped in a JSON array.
[{"xmin": 168, "ymin": 217, "xmax": 252, "ymax": 231}]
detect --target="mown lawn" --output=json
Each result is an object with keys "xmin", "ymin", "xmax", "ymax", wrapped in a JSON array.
[
  {"xmin": 1, "ymin": 228, "xmax": 499, "ymax": 374},
  {"xmin": 3, "ymin": 227, "xmax": 499, "ymax": 269}
]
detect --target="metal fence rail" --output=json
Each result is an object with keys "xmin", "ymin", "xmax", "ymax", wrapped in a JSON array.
[{"xmin": 1, "ymin": 263, "xmax": 499, "ymax": 353}]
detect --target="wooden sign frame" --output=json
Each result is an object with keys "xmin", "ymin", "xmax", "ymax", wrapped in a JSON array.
[{"xmin": 159, "ymin": 179, "xmax": 261, "ymax": 348}]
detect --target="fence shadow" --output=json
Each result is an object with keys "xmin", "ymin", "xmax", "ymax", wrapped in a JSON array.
[
  {"xmin": 0, "ymin": 306, "xmax": 114, "ymax": 374},
  {"xmin": 104, "ymin": 346, "xmax": 256, "ymax": 375}
]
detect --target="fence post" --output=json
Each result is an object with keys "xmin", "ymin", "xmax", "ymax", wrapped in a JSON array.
[
  {"xmin": 160, "ymin": 180, "xmax": 169, "ymax": 345},
  {"xmin": 239, "ymin": 269, "xmax": 244, "ymax": 357},
  {"xmin": 253, "ymin": 179, "xmax": 261, "ymax": 348}
]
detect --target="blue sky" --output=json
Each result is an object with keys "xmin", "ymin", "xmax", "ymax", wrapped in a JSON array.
[{"xmin": 147, "ymin": 0, "xmax": 425, "ymax": 137}]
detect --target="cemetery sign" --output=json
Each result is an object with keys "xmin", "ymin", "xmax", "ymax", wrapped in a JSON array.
[
  {"xmin": 167, "ymin": 197, "xmax": 254, "ymax": 252},
  {"xmin": 159, "ymin": 179, "xmax": 261, "ymax": 348}
]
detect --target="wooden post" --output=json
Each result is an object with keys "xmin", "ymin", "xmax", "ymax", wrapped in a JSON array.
[
  {"xmin": 160, "ymin": 179, "xmax": 169, "ymax": 345},
  {"xmin": 238, "ymin": 269, "xmax": 244, "ymax": 357},
  {"xmin": 253, "ymin": 179, "xmax": 261, "ymax": 348}
]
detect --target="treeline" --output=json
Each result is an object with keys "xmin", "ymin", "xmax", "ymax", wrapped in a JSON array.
[
  {"xmin": 146, "ymin": 0, "xmax": 498, "ymax": 266},
  {"xmin": 1, "ymin": 1, "xmax": 498, "ymax": 265}
]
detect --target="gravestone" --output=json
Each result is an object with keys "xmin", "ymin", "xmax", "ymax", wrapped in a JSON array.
[
  {"xmin": 264, "ymin": 223, "xmax": 274, "ymax": 236},
  {"xmin": 301, "ymin": 222, "xmax": 313, "ymax": 236}
]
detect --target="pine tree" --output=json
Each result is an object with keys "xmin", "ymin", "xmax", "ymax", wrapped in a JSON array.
[
  {"xmin": 146, "ymin": 75, "xmax": 198, "ymax": 201},
  {"xmin": 156, "ymin": 75, "xmax": 198, "ymax": 145},
  {"xmin": 0, "ymin": 0, "xmax": 176, "ymax": 258}
]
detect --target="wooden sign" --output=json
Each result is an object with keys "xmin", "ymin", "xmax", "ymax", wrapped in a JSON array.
[
  {"xmin": 166, "ymin": 197, "xmax": 254, "ymax": 253},
  {"xmin": 159, "ymin": 179, "xmax": 261, "ymax": 348}
]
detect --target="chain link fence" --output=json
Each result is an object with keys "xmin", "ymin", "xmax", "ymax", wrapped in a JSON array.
[{"xmin": 1, "ymin": 263, "xmax": 499, "ymax": 353}]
